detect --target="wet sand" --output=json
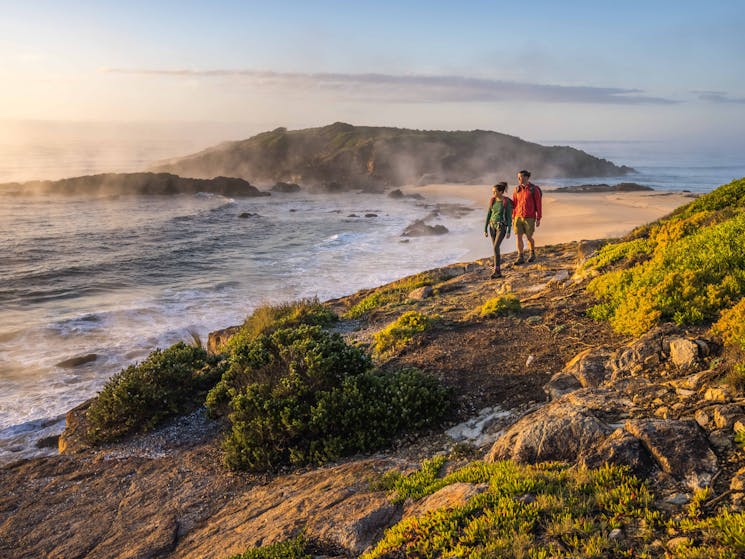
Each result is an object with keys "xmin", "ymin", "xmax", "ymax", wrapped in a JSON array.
[{"xmin": 404, "ymin": 183, "xmax": 694, "ymax": 260}]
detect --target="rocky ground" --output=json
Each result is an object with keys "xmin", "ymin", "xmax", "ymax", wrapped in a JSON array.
[{"xmin": 2, "ymin": 240, "xmax": 744, "ymax": 559}]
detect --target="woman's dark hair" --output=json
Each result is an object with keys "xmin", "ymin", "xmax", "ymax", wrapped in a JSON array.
[{"xmin": 494, "ymin": 181, "xmax": 508, "ymax": 192}]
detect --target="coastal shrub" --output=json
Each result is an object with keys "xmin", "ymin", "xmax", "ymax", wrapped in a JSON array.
[
  {"xmin": 86, "ymin": 342, "xmax": 225, "ymax": 443},
  {"xmin": 364, "ymin": 460, "xmax": 660, "ymax": 559},
  {"xmin": 647, "ymin": 210, "xmax": 722, "ymax": 251},
  {"xmin": 585, "ymin": 178, "xmax": 745, "ymax": 336},
  {"xmin": 206, "ymin": 324, "xmax": 370, "ymax": 417},
  {"xmin": 229, "ymin": 534, "xmax": 309, "ymax": 559},
  {"xmin": 373, "ymin": 310, "xmax": 432, "ymax": 356},
  {"xmin": 587, "ymin": 206, "xmax": 745, "ymax": 336},
  {"xmin": 670, "ymin": 177, "xmax": 745, "ymax": 219},
  {"xmin": 345, "ymin": 271, "xmax": 440, "ymax": 319},
  {"xmin": 379, "ymin": 455, "xmax": 448, "ymax": 503},
  {"xmin": 582, "ymin": 237, "xmax": 651, "ymax": 272},
  {"xmin": 664, "ymin": 509, "xmax": 745, "ymax": 558},
  {"xmin": 369, "ymin": 457, "xmax": 745, "ymax": 558},
  {"xmin": 479, "ymin": 294, "xmax": 521, "ymax": 318},
  {"xmin": 226, "ymin": 298, "xmax": 337, "ymax": 351},
  {"xmin": 207, "ymin": 324, "xmax": 451, "ymax": 471},
  {"xmin": 712, "ymin": 298, "xmax": 745, "ymax": 350}
]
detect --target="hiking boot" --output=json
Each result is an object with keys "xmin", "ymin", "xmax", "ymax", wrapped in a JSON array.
[
  {"xmin": 490, "ymin": 270, "xmax": 502, "ymax": 279},
  {"xmin": 528, "ymin": 252, "xmax": 536, "ymax": 263},
  {"xmin": 514, "ymin": 255, "xmax": 525, "ymax": 265}
]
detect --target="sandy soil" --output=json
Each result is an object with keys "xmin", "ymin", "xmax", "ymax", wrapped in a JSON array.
[{"xmin": 405, "ymin": 183, "xmax": 695, "ymax": 260}]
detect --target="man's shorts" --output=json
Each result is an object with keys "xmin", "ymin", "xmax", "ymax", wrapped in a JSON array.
[{"xmin": 514, "ymin": 217, "xmax": 536, "ymax": 236}]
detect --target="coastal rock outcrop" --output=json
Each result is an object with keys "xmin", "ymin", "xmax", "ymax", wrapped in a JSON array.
[
  {"xmin": 57, "ymin": 400, "xmax": 93, "ymax": 455},
  {"xmin": 489, "ymin": 325, "xmax": 725, "ymax": 491},
  {"xmin": 624, "ymin": 418, "xmax": 717, "ymax": 490},
  {"xmin": 1, "ymin": 172, "xmax": 270, "ymax": 197},
  {"xmin": 555, "ymin": 182, "xmax": 653, "ymax": 193},
  {"xmin": 207, "ymin": 325, "xmax": 240, "ymax": 354},
  {"xmin": 485, "ymin": 388, "xmax": 632, "ymax": 464},
  {"xmin": 402, "ymin": 219, "xmax": 449, "ymax": 237}
]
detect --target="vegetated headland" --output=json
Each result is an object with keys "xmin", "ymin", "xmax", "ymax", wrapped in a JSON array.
[
  {"xmin": 150, "ymin": 122, "xmax": 633, "ymax": 189},
  {"xmin": 0, "ymin": 123, "xmax": 633, "ymax": 197},
  {"xmin": 3, "ymin": 177, "xmax": 745, "ymax": 559}
]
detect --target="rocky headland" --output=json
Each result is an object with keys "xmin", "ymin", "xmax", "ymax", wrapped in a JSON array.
[
  {"xmin": 0, "ymin": 172, "xmax": 269, "ymax": 197},
  {"xmin": 150, "ymin": 122, "xmax": 634, "ymax": 189},
  {"xmin": 3, "ymin": 179, "xmax": 745, "ymax": 558}
]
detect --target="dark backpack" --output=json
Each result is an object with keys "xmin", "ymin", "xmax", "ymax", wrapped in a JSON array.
[{"xmin": 529, "ymin": 183, "xmax": 542, "ymax": 213}]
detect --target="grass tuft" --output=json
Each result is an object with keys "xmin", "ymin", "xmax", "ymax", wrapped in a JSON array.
[{"xmin": 479, "ymin": 294, "xmax": 521, "ymax": 318}]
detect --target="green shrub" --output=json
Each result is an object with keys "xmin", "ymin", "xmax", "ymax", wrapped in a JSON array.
[
  {"xmin": 86, "ymin": 342, "xmax": 224, "ymax": 443},
  {"xmin": 207, "ymin": 324, "xmax": 371, "ymax": 418},
  {"xmin": 227, "ymin": 298, "xmax": 337, "ymax": 351},
  {"xmin": 229, "ymin": 534, "xmax": 310, "ymax": 559},
  {"xmin": 373, "ymin": 310, "xmax": 432, "ymax": 356},
  {"xmin": 479, "ymin": 294, "xmax": 521, "ymax": 318},
  {"xmin": 207, "ymin": 325, "xmax": 451, "ymax": 471}
]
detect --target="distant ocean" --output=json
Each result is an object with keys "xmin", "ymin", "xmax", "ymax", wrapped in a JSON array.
[{"xmin": 1, "ymin": 131, "xmax": 744, "ymax": 464}]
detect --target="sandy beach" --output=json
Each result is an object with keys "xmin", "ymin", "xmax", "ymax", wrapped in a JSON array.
[{"xmin": 405, "ymin": 183, "xmax": 695, "ymax": 261}]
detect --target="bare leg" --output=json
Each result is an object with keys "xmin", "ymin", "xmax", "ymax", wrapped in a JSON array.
[
  {"xmin": 526, "ymin": 234, "xmax": 535, "ymax": 253},
  {"xmin": 516, "ymin": 232, "xmax": 525, "ymax": 256}
]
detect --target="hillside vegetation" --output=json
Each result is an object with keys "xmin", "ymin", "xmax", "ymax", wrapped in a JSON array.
[
  {"xmin": 584, "ymin": 177, "xmax": 745, "ymax": 338},
  {"xmin": 151, "ymin": 122, "xmax": 633, "ymax": 188}
]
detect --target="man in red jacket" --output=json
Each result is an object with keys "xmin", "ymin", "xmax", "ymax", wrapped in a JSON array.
[{"xmin": 512, "ymin": 169, "xmax": 542, "ymax": 264}]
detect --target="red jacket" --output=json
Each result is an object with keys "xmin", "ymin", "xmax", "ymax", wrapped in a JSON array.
[{"xmin": 512, "ymin": 182, "xmax": 542, "ymax": 220}]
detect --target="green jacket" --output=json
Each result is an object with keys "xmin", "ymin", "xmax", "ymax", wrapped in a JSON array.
[{"xmin": 485, "ymin": 195, "xmax": 513, "ymax": 234}]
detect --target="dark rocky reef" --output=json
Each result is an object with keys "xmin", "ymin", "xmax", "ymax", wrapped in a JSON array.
[
  {"xmin": 0, "ymin": 172, "xmax": 270, "ymax": 197},
  {"xmin": 554, "ymin": 182, "xmax": 653, "ymax": 193},
  {"xmin": 150, "ymin": 122, "xmax": 634, "ymax": 190},
  {"xmin": 270, "ymin": 181, "xmax": 302, "ymax": 193},
  {"xmin": 388, "ymin": 188, "xmax": 424, "ymax": 200}
]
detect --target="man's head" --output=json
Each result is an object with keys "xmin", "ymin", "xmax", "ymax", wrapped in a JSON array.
[{"xmin": 518, "ymin": 170, "xmax": 531, "ymax": 185}]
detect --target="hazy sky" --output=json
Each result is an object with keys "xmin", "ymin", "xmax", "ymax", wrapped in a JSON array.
[{"xmin": 2, "ymin": 0, "xmax": 745, "ymax": 148}]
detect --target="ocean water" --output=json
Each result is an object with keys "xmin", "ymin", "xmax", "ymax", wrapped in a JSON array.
[
  {"xmin": 1, "ymin": 136, "xmax": 744, "ymax": 464},
  {"xmin": 542, "ymin": 140, "xmax": 745, "ymax": 194},
  {"xmin": 0, "ymin": 189, "xmax": 479, "ymax": 463}
]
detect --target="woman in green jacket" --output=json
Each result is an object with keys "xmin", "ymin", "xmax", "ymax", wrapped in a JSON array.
[{"xmin": 484, "ymin": 181, "xmax": 513, "ymax": 278}]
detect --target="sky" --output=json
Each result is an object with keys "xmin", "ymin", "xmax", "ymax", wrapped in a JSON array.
[{"xmin": 1, "ymin": 0, "xmax": 745, "ymax": 151}]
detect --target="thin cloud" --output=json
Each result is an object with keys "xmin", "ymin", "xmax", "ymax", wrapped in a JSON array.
[
  {"xmin": 694, "ymin": 90, "xmax": 745, "ymax": 104},
  {"xmin": 102, "ymin": 67, "xmax": 677, "ymax": 105}
]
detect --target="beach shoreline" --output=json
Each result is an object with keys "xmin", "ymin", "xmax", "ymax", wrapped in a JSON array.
[{"xmin": 405, "ymin": 183, "xmax": 695, "ymax": 261}]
